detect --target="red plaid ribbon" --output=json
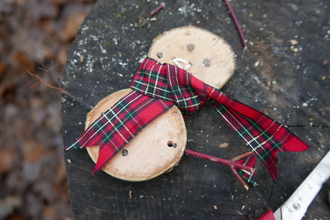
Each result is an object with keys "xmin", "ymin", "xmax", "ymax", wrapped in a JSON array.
[{"xmin": 67, "ymin": 58, "xmax": 310, "ymax": 184}]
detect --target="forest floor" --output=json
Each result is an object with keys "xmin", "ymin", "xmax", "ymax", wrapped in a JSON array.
[{"xmin": 0, "ymin": 0, "xmax": 96, "ymax": 219}]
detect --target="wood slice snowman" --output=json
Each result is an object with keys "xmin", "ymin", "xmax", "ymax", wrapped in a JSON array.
[{"xmin": 85, "ymin": 26, "xmax": 236, "ymax": 181}]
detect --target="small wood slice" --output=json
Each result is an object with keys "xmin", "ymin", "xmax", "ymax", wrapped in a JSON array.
[
  {"xmin": 85, "ymin": 89, "xmax": 187, "ymax": 181},
  {"xmin": 148, "ymin": 26, "xmax": 236, "ymax": 89},
  {"xmin": 85, "ymin": 26, "xmax": 236, "ymax": 181}
]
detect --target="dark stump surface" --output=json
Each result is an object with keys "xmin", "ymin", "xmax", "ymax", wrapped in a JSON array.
[{"xmin": 62, "ymin": 0, "xmax": 330, "ymax": 219}]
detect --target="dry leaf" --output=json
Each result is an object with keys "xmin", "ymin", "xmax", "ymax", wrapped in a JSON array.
[{"xmin": 61, "ymin": 12, "xmax": 87, "ymax": 42}]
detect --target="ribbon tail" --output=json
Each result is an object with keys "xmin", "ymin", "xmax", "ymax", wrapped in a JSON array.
[
  {"xmin": 234, "ymin": 155, "xmax": 258, "ymax": 186},
  {"xmin": 212, "ymin": 102, "xmax": 310, "ymax": 181},
  {"xmin": 263, "ymin": 132, "xmax": 310, "ymax": 180},
  {"xmin": 65, "ymin": 92, "xmax": 141, "ymax": 151},
  {"xmin": 65, "ymin": 115, "xmax": 110, "ymax": 150},
  {"xmin": 90, "ymin": 143, "xmax": 119, "ymax": 178}
]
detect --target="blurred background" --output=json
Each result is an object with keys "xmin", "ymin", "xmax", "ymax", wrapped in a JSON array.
[{"xmin": 0, "ymin": 0, "xmax": 96, "ymax": 219}]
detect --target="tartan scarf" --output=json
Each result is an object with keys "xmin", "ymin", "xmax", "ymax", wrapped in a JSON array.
[{"xmin": 67, "ymin": 57, "xmax": 310, "ymax": 184}]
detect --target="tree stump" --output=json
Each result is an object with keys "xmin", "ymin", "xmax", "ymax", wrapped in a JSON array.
[{"xmin": 62, "ymin": 0, "xmax": 330, "ymax": 219}]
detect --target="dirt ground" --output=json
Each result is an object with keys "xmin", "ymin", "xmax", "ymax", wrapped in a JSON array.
[{"xmin": 0, "ymin": 0, "xmax": 96, "ymax": 219}]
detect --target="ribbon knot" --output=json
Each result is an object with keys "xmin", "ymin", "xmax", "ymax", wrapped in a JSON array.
[
  {"xmin": 131, "ymin": 60, "xmax": 209, "ymax": 117},
  {"xmin": 67, "ymin": 57, "xmax": 309, "ymax": 184}
]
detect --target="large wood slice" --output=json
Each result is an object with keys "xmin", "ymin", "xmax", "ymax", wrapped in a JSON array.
[{"xmin": 85, "ymin": 89, "xmax": 186, "ymax": 181}]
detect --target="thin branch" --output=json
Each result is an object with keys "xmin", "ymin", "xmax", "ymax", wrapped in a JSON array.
[
  {"xmin": 223, "ymin": 0, "xmax": 247, "ymax": 49},
  {"xmin": 185, "ymin": 149, "xmax": 255, "ymax": 190},
  {"xmin": 27, "ymin": 69, "xmax": 94, "ymax": 110},
  {"xmin": 150, "ymin": 3, "xmax": 165, "ymax": 17}
]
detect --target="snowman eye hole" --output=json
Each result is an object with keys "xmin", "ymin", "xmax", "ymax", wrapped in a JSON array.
[{"xmin": 202, "ymin": 58, "xmax": 211, "ymax": 67}]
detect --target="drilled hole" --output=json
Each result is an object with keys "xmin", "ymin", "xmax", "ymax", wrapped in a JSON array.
[
  {"xmin": 157, "ymin": 52, "xmax": 163, "ymax": 58},
  {"xmin": 202, "ymin": 58, "xmax": 211, "ymax": 67},
  {"xmin": 167, "ymin": 141, "xmax": 177, "ymax": 148},
  {"xmin": 187, "ymin": 44, "xmax": 195, "ymax": 51},
  {"xmin": 122, "ymin": 149, "xmax": 128, "ymax": 156}
]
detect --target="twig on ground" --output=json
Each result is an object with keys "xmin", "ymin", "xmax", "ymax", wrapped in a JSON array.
[
  {"xmin": 27, "ymin": 69, "xmax": 94, "ymax": 110},
  {"xmin": 223, "ymin": 0, "xmax": 247, "ymax": 49},
  {"xmin": 185, "ymin": 149, "xmax": 255, "ymax": 190},
  {"xmin": 150, "ymin": 3, "xmax": 165, "ymax": 17}
]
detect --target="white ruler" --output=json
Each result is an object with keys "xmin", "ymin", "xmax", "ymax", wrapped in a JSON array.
[{"xmin": 273, "ymin": 151, "xmax": 330, "ymax": 220}]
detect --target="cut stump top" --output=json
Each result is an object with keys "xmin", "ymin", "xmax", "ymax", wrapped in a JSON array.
[{"xmin": 62, "ymin": 1, "xmax": 330, "ymax": 219}]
